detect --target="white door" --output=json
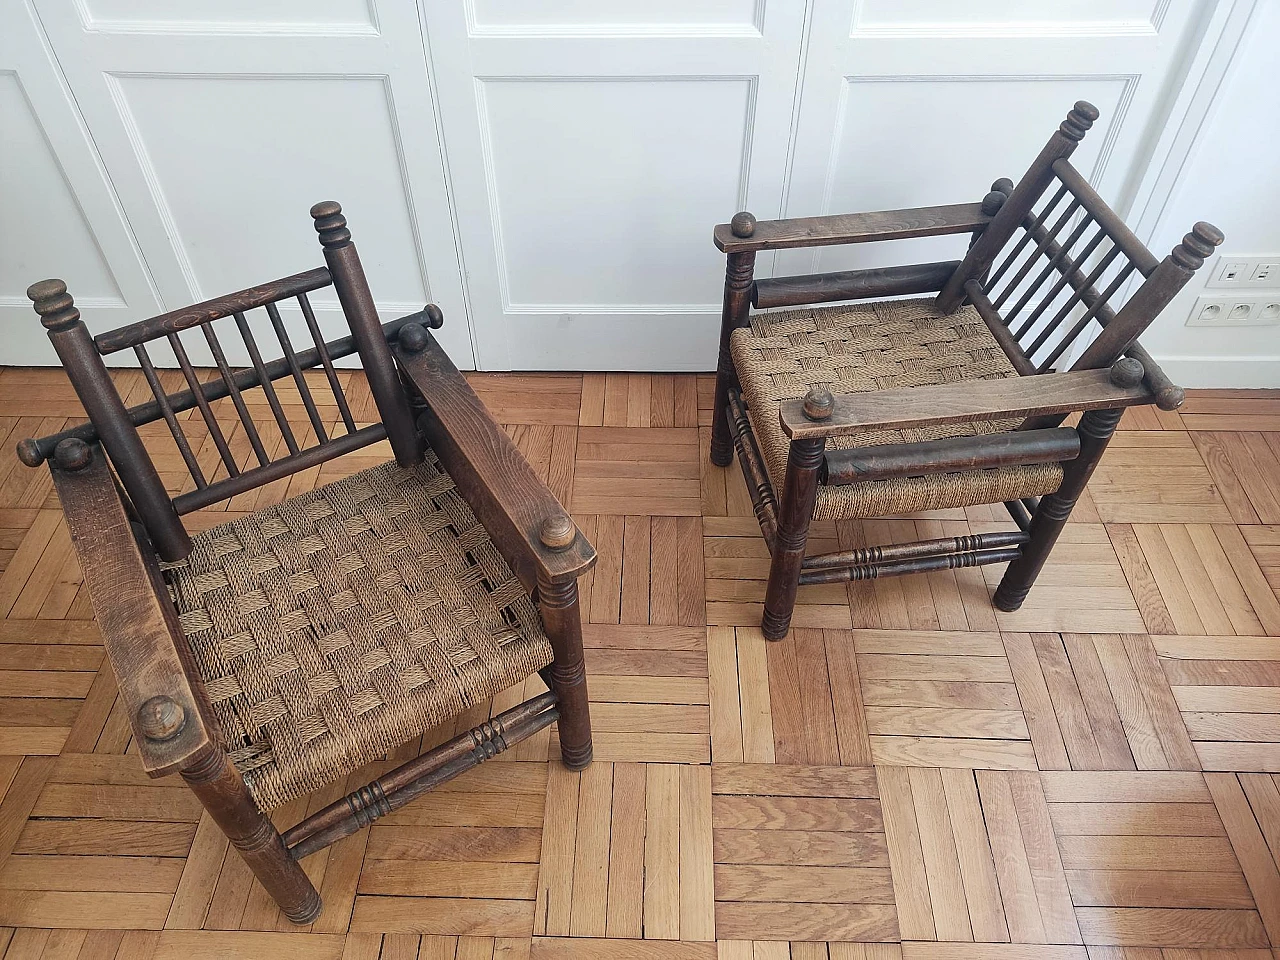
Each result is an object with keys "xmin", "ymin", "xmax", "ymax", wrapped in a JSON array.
[
  {"xmin": 1, "ymin": 0, "xmax": 162, "ymax": 362},
  {"xmin": 28, "ymin": 0, "xmax": 476, "ymax": 367},
  {"xmin": 776, "ymin": 0, "xmax": 1213, "ymax": 281},
  {"xmin": 420, "ymin": 0, "xmax": 809, "ymax": 370}
]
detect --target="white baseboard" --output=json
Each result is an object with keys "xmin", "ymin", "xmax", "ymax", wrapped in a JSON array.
[{"xmin": 1149, "ymin": 355, "xmax": 1280, "ymax": 388}]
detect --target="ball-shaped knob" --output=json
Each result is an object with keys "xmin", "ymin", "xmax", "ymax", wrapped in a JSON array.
[
  {"xmin": 981, "ymin": 191, "xmax": 1007, "ymax": 216},
  {"xmin": 540, "ymin": 514, "xmax": 576, "ymax": 551},
  {"xmin": 423, "ymin": 303, "xmax": 445, "ymax": 329},
  {"xmin": 16, "ymin": 438, "xmax": 44, "ymax": 468},
  {"xmin": 730, "ymin": 211, "xmax": 756, "ymax": 238},
  {"xmin": 138, "ymin": 696, "xmax": 185, "ymax": 742},
  {"xmin": 990, "ymin": 177, "xmax": 1015, "ymax": 195},
  {"xmin": 53, "ymin": 438, "xmax": 91, "ymax": 471},
  {"xmin": 1109, "ymin": 356, "xmax": 1145, "ymax": 388},
  {"xmin": 398, "ymin": 322, "xmax": 430, "ymax": 354},
  {"xmin": 1155, "ymin": 383, "xmax": 1186, "ymax": 412},
  {"xmin": 802, "ymin": 386, "xmax": 835, "ymax": 421}
]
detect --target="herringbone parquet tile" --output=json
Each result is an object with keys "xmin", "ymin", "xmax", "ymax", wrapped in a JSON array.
[{"xmin": 3, "ymin": 369, "xmax": 1280, "ymax": 959}]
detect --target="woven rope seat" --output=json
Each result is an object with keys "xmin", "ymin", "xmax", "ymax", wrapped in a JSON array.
[
  {"xmin": 731, "ymin": 297, "xmax": 1064, "ymax": 521},
  {"xmin": 161, "ymin": 449, "xmax": 553, "ymax": 811}
]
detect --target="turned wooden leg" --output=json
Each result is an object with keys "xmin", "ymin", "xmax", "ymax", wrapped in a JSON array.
[
  {"xmin": 762, "ymin": 430, "xmax": 826, "ymax": 641},
  {"xmin": 711, "ymin": 238, "xmax": 756, "ymax": 467},
  {"xmin": 181, "ymin": 745, "xmax": 321, "ymax": 923},
  {"xmin": 995, "ymin": 406, "xmax": 1123, "ymax": 611},
  {"xmin": 539, "ymin": 573, "xmax": 593, "ymax": 770}
]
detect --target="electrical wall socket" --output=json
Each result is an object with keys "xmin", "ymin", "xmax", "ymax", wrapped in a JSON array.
[
  {"xmin": 1187, "ymin": 295, "xmax": 1280, "ymax": 326},
  {"xmin": 1208, "ymin": 256, "xmax": 1280, "ymax": 288}
]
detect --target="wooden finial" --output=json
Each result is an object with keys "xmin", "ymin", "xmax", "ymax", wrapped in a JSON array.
[
  {"xmin": 981, "ymin": 191, "xmax": 1007, "ymax": 216},
  {"xmin": 730, "ymin": 211, "xmax": 756, "ymax": 238},
  {"xmin": 310, "ymin": 200, "xmax": 351, "ymax": 248},
  {"xmin": 423, "ymin": 304, "xmax": 445, "ymax": 329},
  {"xmin": 1059, "ymin": 100, "xmax": 1100, "ymax": 142},
  {"xmin": 539, "ymin": 514, "xmax": 576, "ymax": 550},
  {"xmin": 16, "ymin": 438, "xmax": 45, "ymax": 468},
  {"xmin": 26, "ymin": 279, "xmax": 80, "ymax": 331},
  {"xmin": 1171, "ymin": 221, "xmax": 1224, "ymax": 271},
  {"xmin": 53, "ymin": 438, "xmax": 92, "ymax": 471},
  {"xmin": 138, "ymin": 695, "xmax": 185, "ymax": 742},
  {"xmin": 1109, "ymin": 356, "xmax": 1145, "ymax": 387},
  {"xmin": 802, "ymin": 386, "xmax": 835, "ymax": 421},
  {"xmin": 398, "ymin": 322, "xmax": 430, "ymax": 354}
]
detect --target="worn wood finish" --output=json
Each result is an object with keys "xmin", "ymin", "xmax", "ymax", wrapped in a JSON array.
[
  {"xmin": 798, "ymin": 546, "xmax": 1024, "ymax": 585},
  {"xmin": 311, "ymin": 201, "xmax": 424, "ymax": 468},
  {"xmin": 25, "ymin": 281, "xmax": 190, "ymax": 560},
  {"xmin": 963, "ymin": 279, "xmax": 1038, "ymax": 375},
  {"xmin": 540, "ymin": 576, "xmax": 594, "ymax": 770},
  {"xmin": 726, "ymin": 389, "xmax": 778, "ymax": 549},
  {"xmin": 14, "ymin": 205, "xmax": 601, "ymax": 929},
  {"xmin": 1051, "ymin": 159, "xmax": 1160, "ymax": 277},
  {"xmin": 47, "ymin": 442, "xmax": 211, "ymax": 777},
  {"xmin": 780, "ymin": 368, "xmax": 1151, "ymax": 440},
  {"xmin": 935, "ymin": 101, "xmax": 1099, "ymax": 312},
  {"xmin": 710, "ymin": 249, "xmax": 756, "ymax": 467},
  {"xmin": 171, "ymin": 424, "xmax": 388, "ymax": 515},
  {"xmin": 179, "ymin": 745, "xmax": 321, "ymax": 925},
  {"xmin": 713, "ymin": 202, "xmax": 992, "ymax": 254},
  {"xmin": 396, "ymin": 329, "xmax": 595, "ymax": 588},
  {"xmin": 1072, "ymin": 223, "xmax": 1224, "ymax": 372},
  {"xmin": 285, "ymin": 693, "xmax": 560, "ymax": 858},
  {"xmin": 20, "ymin": 310, "xmax": 428, "ymax": 467},
  {"xmin": 802, "ymin": 531, "xmax": 1029, "ymax": 572},
  {"xmin": 92, "ymin": 268, "xmax": 332, "ymax": 355},
  {"xmin": 824, "ymin": 428, "xmax": 1079, "ymax": 484},
  {"xmin": 761, "ymin": 436, "xmax": 824, "ymax": 640},
  {"xmin": 706, "ymin": 100, "xmax": 1208, "ymax": 638},
  {"xmin": 994, "ymin": 407, "xmax": 1124, "ymax": 611},
  {"xmin": 752, "ymin": 260, "xmax": 959, "ymax": 309},
  {"xmin": 7, "ymin": 371, "xmax": 1280, "ymax": 951}
]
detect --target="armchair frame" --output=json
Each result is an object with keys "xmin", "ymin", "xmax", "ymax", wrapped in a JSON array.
[
  {"xmin": 709, "ymin": 101, "xmax": 1222, "ymax": 640},
  {"xmin": 20, "ymin": 203, "xmax": 594, "ymax": 922}
]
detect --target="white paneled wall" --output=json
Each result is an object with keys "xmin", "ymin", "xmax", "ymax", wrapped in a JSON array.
[{"xmin": 0, "ymin": 0, "xmax": 1251, "ymax": 374}]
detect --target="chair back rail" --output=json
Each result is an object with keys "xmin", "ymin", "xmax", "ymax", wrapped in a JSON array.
[
  {"xmin": 21, "ymin": 202, "xmax": 427, "ymax": 561},
  {"xmin": 938, "ymin": 103, "xmax": 1221, "ymax": 383}
]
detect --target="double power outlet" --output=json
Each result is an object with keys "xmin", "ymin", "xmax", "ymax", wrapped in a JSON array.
[{"xmin": 1187, "ymin": 255, "xmax": 1280, "ymax": 326}]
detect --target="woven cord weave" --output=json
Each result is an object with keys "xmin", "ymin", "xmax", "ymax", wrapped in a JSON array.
[
  {"xmin": 731, "ymin": 297, "xmax": 1063, "ymax": 520},
  {"xmin": 163, "ymin": 451, "xmax": 553, "ymax": 811}
]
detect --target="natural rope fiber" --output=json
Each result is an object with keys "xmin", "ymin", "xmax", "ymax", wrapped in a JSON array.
[
  {"xmin": 162, "ymin": 450, "xmax": 553, "ymax": 811},
  {"xmin": 732, "ymin": 297, "xmax": 1063, "ymax": 520}
]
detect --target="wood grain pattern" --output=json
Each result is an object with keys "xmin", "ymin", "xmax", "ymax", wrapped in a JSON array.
[{"xmin": 3, "ymin": 370, "xmax": 1280, "ymax": 954}]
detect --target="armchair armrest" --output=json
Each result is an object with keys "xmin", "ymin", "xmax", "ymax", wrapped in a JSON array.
[
  {"xmin": 713, "ymin": 202, "xmax": 992, "ymax": 254},
  {"xmin": 49, "ymin": 442, "xmax": 214, "ymax": 777},
  {"xmin": 394, "ymin": 331, "xmax": 596, "ymax": 589},
  {"xmin": 780, "ymin": 368, "xmax": 1153, "ymax": 440}
]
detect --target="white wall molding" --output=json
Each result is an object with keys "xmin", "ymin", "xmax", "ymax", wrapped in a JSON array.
[{"xmin": 1152, "ymin": 356, "xmax": 1280, "ymax": 389}]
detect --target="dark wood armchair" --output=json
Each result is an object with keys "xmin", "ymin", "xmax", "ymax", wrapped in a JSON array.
[
  {"xmin": 709, "ymin": 101, "xmax": 1222, "ymax": 640},
  {"xmin": 17, "ymin": 202, "xmax": 595, "ymax": 923}
]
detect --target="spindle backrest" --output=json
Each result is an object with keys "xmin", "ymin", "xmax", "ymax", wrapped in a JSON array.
[
  {"xmin": 21, "ymin": 202, "xmax": 431, "ymax": 562},
  {"xmin": 937, "ymin": 102, "xmax": 1222, "ymax": 376}
]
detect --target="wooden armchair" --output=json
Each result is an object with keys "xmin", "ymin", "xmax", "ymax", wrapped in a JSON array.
[
  {"xmin": 17, "ymin": 202, "xmax": 595, "ymax": 923},
  {"xmin": 709, "ymin": 101, "xmax": 1222, "ymax": 640}
]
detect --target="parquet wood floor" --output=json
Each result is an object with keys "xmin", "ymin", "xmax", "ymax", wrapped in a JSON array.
[{"xmin": 2, "ymin": 369, "xmax": 1280, "ymax": 959}]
